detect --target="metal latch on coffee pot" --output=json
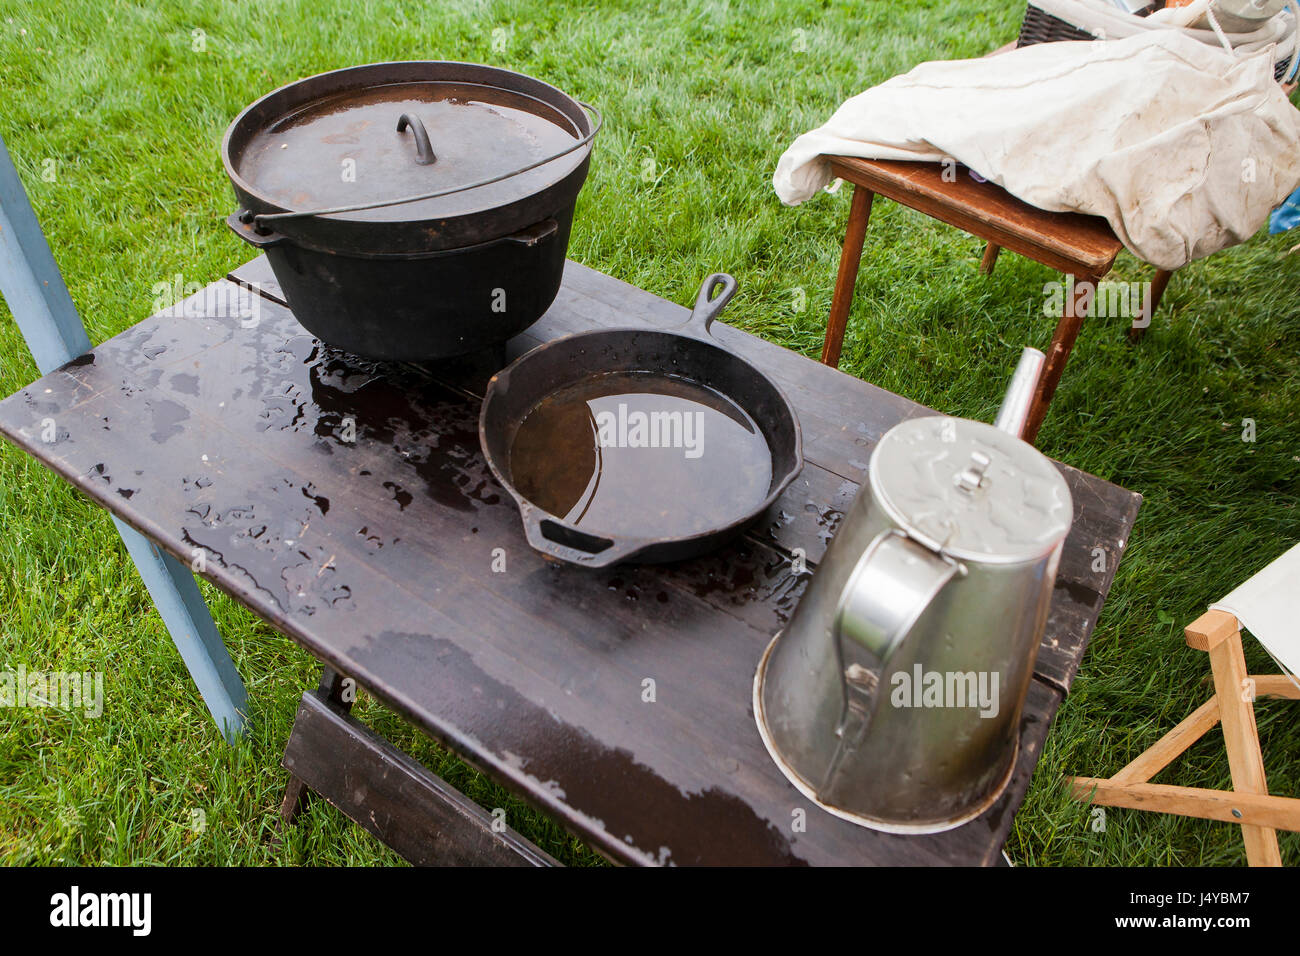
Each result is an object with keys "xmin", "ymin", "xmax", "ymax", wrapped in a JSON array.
[{"xmin": 753, "ymin": 348, "xmax": 1073, "ymax": 834}]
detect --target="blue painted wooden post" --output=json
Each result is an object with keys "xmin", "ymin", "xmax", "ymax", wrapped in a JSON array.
[{"xmin": 0, "ymin": 132, "xmax": 248, "ymax": 742}]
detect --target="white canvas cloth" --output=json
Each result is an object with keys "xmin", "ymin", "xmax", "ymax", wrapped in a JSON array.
[
  {"xmin": 1211, "ymin": 542, "xmax": 1300, "ymax": 678},
  {"xmin": 772, "ymin": 30, "xmax": 1300, "ymax": 270}
]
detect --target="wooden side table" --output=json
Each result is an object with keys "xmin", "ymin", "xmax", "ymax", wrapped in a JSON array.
[{"xmin": 819, "ymin": 156, "xmax": 1174, "ymax": 444}]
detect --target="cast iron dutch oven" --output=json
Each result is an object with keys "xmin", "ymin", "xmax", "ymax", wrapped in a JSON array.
[
  {"xmin": 222, "ymin": 62, "xmax": 598, "ymax": 360},
  {"xmin": 480, "ymin": 274, "xmax": 803, "ymax": 567}
]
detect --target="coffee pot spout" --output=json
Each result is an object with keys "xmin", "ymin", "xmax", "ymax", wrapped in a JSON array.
[{"xmin": 992, "ymin": 348, "xmax": 1045, "ymax": 440}]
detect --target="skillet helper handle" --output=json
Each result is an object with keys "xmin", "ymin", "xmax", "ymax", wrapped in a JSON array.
[
  {"xmin": 685, "ymin": 273, "xmax": 738, "ymax": 337},
  {"xmin": 520, "ymin": 507, "xmax": 640, "ymax": 568}
]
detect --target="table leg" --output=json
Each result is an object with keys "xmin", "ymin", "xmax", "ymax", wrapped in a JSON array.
[
  {"xmin": 979, "ymin": 241, "xmax": 1001, "ymax": 276},
  {"xmin": 277, "ymin": 670, "xmax": 557, "ymax": 865},
  {"xmin": 1, "ymin": 134, "xmax": 247, "ymax": 743},
  {"xmin": 821, "ymin": 185, "xmax": 874, "ymax": 368},
  {"xmin": 1023, "ymin": 273, "xmax": 1093, "ymax": 445},
  {"xmin": 281, "ymin": 666, "xmax": 352, "ymax": 826},
  {"xmin": 279, "ymin": 776, "xmax": 311, "ymax": 825},
  {"xmin": 113, "ymin": 519, "xmax": 248, "ymax": 742},
  {"xmin": 1129, "ymin": 268, "xmax": 1173, "ymax": 342}
]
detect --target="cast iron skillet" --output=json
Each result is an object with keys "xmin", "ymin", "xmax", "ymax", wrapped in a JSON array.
[{"xmin": 479, "ymin": 274, "xmax": 803, "ymax": 567}]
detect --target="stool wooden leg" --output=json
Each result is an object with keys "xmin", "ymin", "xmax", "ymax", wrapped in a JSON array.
[
  {"xmin": 1067, "ymin": 611, "xmax": 1295, "ymax": 867},
  {"xmin": 821, "ymin": 185, "xmax": 873, "ymax": 368},
  {"xmin": 1206, "ymin": 630, "xmax": 1282, "ymax": 867},
  {"xmin": 1129, "ymin": 268, "xmax": 1173, "ymax": 342},
  {"xmin": 1022, "ymin": 274, "xmax": 1093, "ymax": 445},
  {"xmin": 979, "ymin": 241, "xmax": 1001, "ymax": 275}
]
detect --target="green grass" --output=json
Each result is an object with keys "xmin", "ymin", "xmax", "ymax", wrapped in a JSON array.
[{"xmin": 1, "ymin": 0, "xmax": 1298, "ymax": 866}]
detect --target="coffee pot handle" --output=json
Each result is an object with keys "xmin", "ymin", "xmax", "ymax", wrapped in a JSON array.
[{"xmin": 834, "ymin": 530, "xmax": 961, "ymax": 662}]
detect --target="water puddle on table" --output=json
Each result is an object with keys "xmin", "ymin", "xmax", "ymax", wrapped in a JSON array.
[{"xmin": 507, "ymin": 372, "xmax": 772, "ymax": 539}]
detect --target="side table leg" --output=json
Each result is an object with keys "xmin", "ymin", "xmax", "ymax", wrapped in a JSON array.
[
  {"xmin": 1023, "ymin": 273, "xmax": 1093, "ymax": 445},
  {"xmin": 979, "ymin": 241, "xmax": 1001, "ymax": 276},
  {"xmin": 821, "ymin": 185, "xmax": 874, "ymax": 369},
  {"xmin": 1129, "ymin": 268, "xmax": 1173, "ymax": 342}
]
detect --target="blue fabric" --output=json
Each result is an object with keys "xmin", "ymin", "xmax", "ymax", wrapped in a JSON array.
[{"xmin": 1270, "ymin": 185, "xmax": 1300, "ymax": 234}]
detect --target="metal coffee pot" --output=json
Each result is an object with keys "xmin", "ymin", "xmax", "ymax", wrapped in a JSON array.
[{"xmin": 753, "ymin": 349, "xmax": 1073, "ymax": 833}]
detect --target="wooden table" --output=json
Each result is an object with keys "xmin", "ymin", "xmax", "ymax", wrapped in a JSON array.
[
  {"xmin": 820, "ymin": 156, "xmax": 1174, "ymax": 444},
  {"xmin": 0, "ymin": 256, "xmax": 1140, "ymax": 865}
]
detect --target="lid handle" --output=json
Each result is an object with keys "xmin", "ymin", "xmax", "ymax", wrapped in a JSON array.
[
  {"xmin": 992, "ymin": 348, "xmax": 1045, "ymax": 440},
  {"xmin": 396, "ymin": 114, "xmax": 437, "ymax": 166},
  {"xmin": 953, "ymin": 450, "xmax": 991, "ymax": 494}
]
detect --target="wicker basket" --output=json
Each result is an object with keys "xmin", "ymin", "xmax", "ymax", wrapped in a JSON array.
[
  {"xmin": 1015, "ymin": 2, "xmax": 1294, "ymax": 80},
  {"xmin": 1017, "ymin": 4, "xmax": 1097, "ymax": 45}
]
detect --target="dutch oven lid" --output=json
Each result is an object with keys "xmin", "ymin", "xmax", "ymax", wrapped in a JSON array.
[
  {"xmin": 870, "ymin": 416, "xmax": 1072, "ymax": 563},
  {"xmin": 222, "ymin": 63, "xmax": 595, "ymax": 246}
]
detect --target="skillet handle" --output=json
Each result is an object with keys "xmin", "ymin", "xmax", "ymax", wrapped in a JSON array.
[
  {"xmin": 520, "ymin": 508, "xmax": 641, "ymax": 568},
  {"xmin": 684, "ymin": 273, "xmax": 738, "ymax": 337}
]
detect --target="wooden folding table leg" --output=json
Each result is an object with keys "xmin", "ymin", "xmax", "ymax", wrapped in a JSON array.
[
  {"xmin": 1022, "ymin": 273, "xmax": 1093, "ymax": 445},
  {"xmin": 821, "ymin": 185, "xmax": 873, "ymax": 369},
  {"xmin": 112, "ymin": 519, "xmax": 248, "ymax": 742},
  {"xmin": 281, "ymin": 666, "xmax": 353, "ymax": 826},
  {"xmin": 0, "ymin": 133, "xmax": 247, "ymax": 742}
]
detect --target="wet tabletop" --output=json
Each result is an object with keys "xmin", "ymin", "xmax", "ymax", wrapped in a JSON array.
[{"xmin": 0, "ymin": 257, "xmax": 1140, "ymax": 865}]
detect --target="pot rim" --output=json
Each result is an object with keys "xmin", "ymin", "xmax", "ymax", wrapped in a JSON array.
[{"xmin": 221, "ymin": 60, "xmax": 595, "ymax": 232}]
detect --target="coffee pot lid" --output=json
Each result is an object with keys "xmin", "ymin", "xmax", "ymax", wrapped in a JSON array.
[{"xmin": 870, "ymin": 415, "xmax": 1073, "ymax": 563}]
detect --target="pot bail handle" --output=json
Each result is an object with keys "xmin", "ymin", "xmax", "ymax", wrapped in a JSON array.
[
  {"xmin": 396, "ymin": 113, "xmax": 437, "ymax": 166},
  {"xmin": 685, "ymin": 273, "xmax": 738, "ymax": 337}
]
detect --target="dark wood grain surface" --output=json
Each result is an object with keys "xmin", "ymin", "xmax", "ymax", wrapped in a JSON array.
[
  {"xmin": 0, "ymin": 256, "xmax": 1140, "ymax": 865},
  {"xmin": 283, "ymin": 691, "xmax": 558, "ymax": 866}
]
